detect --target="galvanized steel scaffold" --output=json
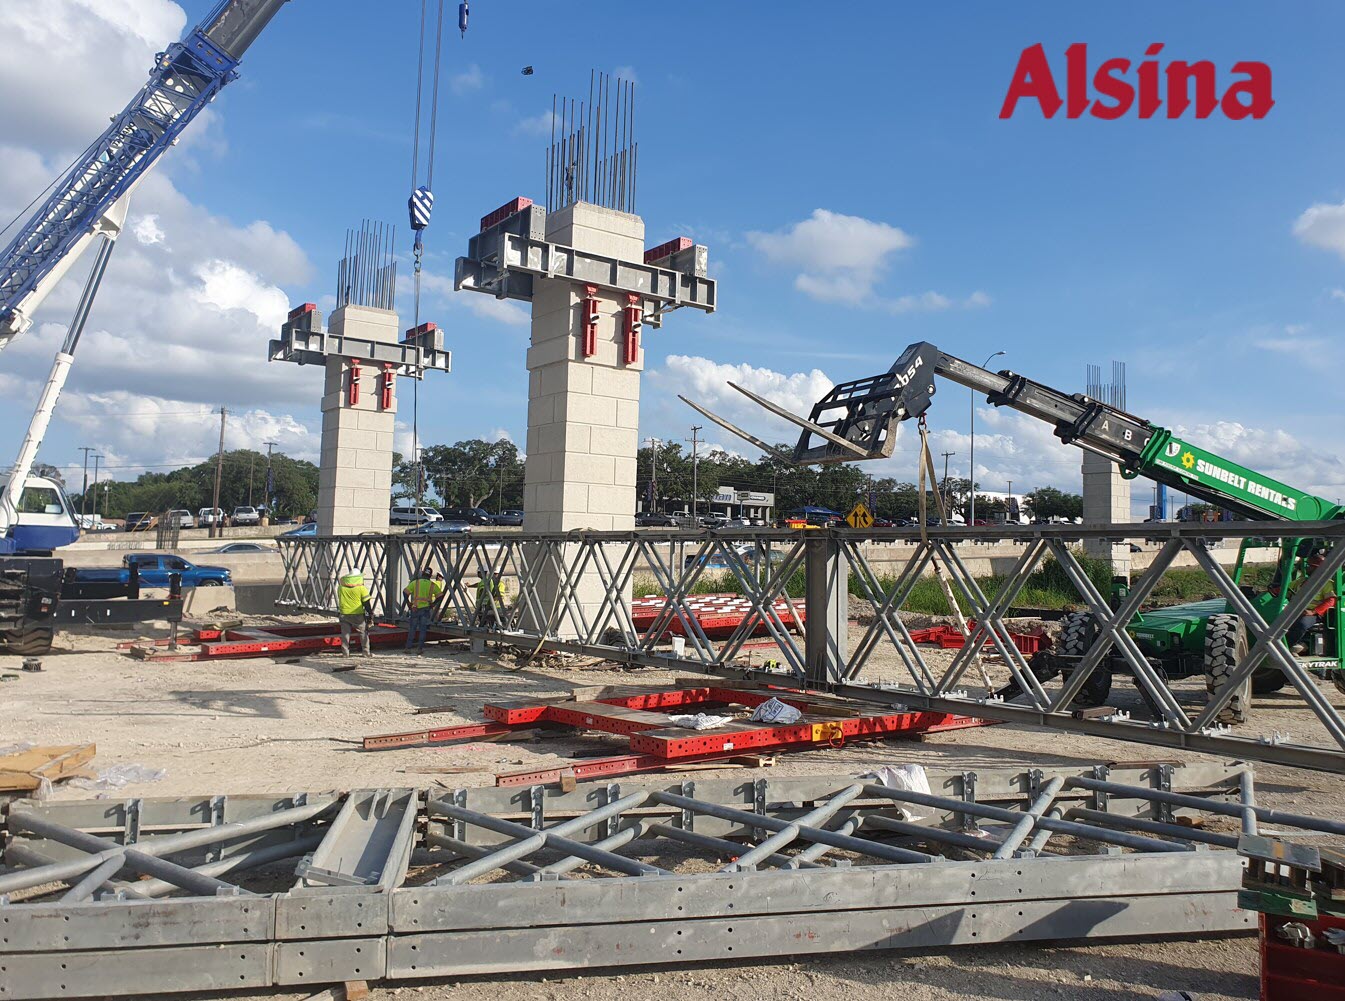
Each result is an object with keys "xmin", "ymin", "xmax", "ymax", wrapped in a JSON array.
[
  {"xmin": 279, "ymin": 520, "xmax": 1345, "ymax": 772},
  {"xmin": 5, "ymin": 763, "xmax": 1333, "ymax": 998}
]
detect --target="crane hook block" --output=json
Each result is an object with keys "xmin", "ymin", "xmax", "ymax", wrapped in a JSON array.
[{"xmin": 409, "ymin": 186, "xmax": 434, "ymax": 232}]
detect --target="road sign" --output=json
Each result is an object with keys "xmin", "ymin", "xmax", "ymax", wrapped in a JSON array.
[{"xmin": 846, "ymin": 501, "xmax": 874, "ymax": 529}]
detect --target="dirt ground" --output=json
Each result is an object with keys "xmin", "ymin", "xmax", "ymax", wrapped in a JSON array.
[{"xmin": 5, "ymin": 618, "xmax": 1345, "ymax": 1001}]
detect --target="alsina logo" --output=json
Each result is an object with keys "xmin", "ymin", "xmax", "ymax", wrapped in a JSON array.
[{"xmin": 1000, "ymin": 43, "xmax": 1273, "ymax": 120}]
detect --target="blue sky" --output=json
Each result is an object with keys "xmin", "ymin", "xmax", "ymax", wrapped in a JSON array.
[{"xmin": 2, "ymin": 0, "xmax": 1344, "ymax": 509}]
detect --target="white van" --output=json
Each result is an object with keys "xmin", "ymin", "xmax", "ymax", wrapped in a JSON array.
[{"xmin": 390, "ymin": 504, "xmax": 442, "ymax": 526}]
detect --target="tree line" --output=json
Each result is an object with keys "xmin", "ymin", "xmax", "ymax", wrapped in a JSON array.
[{"xmin": 66, "ymin": 450, "xmax": 319, "ymax": 520}]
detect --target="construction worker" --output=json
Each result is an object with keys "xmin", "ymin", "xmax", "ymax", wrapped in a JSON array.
[
  {"xmin": 337, "ymin": 569, "xmax": 372, "ymax": 658},
  {"xmin": 403, "ymin": 567, "xmax": 444, "ymax": 655},
  {"xmin": 1284, "ymin": 549, "xmax": 1337, "ymax": 654},
  {"xmin": 474, "ymin": 571, "xmax": 507, "ymax": 628}
]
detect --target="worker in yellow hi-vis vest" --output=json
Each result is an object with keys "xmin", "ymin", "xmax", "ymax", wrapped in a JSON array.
[
  {"xmin": 337, "ymin": 570, "xmax": 372, "ymax": 658},
  {"xmin": 403, "ymin": 568, "xmax": 445, "ymax": 655},
  {"xmin": 474, "ymin": 571, "xmax": 507, "ymax": 628}
]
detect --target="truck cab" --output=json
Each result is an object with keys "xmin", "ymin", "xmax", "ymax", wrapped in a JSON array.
[{"xmin": 0, "ymin": 473, "xmax": 79, "ymax": 554}]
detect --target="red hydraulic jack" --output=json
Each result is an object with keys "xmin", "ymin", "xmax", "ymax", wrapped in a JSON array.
[{"xmin": 362, "ymin": 683, "xmax": 989, "ymax": 786}]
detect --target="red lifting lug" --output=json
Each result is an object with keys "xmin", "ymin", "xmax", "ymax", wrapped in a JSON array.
[
  {"xmin": 623, "ymin": 293, "xmax": 642, "ymax": 365},
  {"xmin": 380, "ymin": 363, "xmax": 395, "ymax": 410},
  {"xmin": 581, "ymin": 284, "xmax": 599, "ymax": 358},
  {"xmin": 347, "ymin": 359, "xmax": 361, "ymax": 407}
]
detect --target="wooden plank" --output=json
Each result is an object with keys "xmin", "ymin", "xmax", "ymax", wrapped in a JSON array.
[{"xmin": 0, "ymin": 744, "xmax": 96, "ymax": 792}]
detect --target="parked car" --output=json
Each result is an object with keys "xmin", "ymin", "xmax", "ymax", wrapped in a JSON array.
[
  {"xmin": 163, "ymin": 509, "xmax": 195, "ymax": 529},
  {"xmin": 231, "ymin": 505, "xmax": 260, "ymax": 526},
  {"xmin": 407, "ymin": 520, "xmax": 472, "ymax": 536},
  {"xmin": 439, "ymin": 507, "xmax": 494, "ymax": 526},
  {"xmin": 123, "ymin": 511, "xmax": 154, "ymax": 532},
  {"xmin": 391, "ymin": 504, "xmax": 442, "ymax": 525},
  {"xmin": 209, "ymin": 542, "xmax": 279, "ymax": 554},
  {"xmin": 699, "ymin": 513, "xmax": 730, "ymax": 529},
  {"xmin": 492, "ymin": 509, "xmax": 524, "ymax": 527},
  {"xmin": 198, "ymin": 507, "xmax": 226, "ymax": 528},
  {"xmin": 635, "ymin": 512, "xmax": 677, "ymax": 527},
  {"xmin": 72, "ymin": 553, "xmax": 232, "ymax": 589},
  {"xmin": 279, "ymin": 523, "xmax": 318, "ymax": 538}
]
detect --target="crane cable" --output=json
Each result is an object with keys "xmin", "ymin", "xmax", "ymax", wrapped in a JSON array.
[{"xmin": 408, "ymin": 0, "xmax": 447, "ymax": 506}]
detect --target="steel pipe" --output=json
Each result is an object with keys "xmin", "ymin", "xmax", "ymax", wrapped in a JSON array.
[
  {"xmin": 725, "ymin": 785, "xmax": 864, "ymax": 870},
  {"xmin": 993, "ymin": 776, "xmax": 1064, "ymax": 859}
]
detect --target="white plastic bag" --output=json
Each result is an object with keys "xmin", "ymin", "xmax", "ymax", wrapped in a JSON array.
[
  {"xmin": 750, "ymin": 697, "xmax": 802, "ymax": 725},
  {"xmin": 861, "ymin": 763, "xmax": 932, "ymax": 821},
  {"xmin": 69, "ymin": 763, "xmax": 167, "ymax": 792},
  {"xmin": 667, "ymin": 713, "xmax": 734, "ymax": 730}
]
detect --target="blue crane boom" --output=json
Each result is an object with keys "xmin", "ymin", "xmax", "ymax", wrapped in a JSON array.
[{"xmin": 0, "ymin": 0, "xmax": 289, "ymax": 348}]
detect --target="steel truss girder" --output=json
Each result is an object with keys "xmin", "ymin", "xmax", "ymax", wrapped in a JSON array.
[
  {"xmin": 277, "ymin": 521, "xmax": 1345, "ymax": 771},
  {"xmin": 0, "ymin": 764, "xmax": 1283, "ymax": 997}
]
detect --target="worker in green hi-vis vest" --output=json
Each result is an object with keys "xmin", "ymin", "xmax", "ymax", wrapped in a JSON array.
[
  {"xmin": 337, "ymin": 569, "xmax": 372, "ymax": 658},
  {"xmin": 403, "ymin": 569, "xmax": 445, "ymax": 655}
]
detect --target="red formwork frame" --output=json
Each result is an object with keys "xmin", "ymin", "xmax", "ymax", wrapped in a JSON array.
[
  {"xmin": 125, "ymin": 622, "xmax": 455, "ymax": 662},
  {"xmin": 362, "ymin": 683, "xmax": 989, "ymax": 784}
]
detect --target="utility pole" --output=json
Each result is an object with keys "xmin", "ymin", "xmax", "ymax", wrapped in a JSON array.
[
  {"xmin": 78, "ymin": 446, "xmax": 94, "ymax": 518},
  {"xmin": 644, "ymin": 437, "xmax": 661, "ymax": 512},
  {"xmin": 1007, "ymin": 479, "xmax": 1013, "ymax": 523},
  {"xmin": 247, "ymin": 451, "xmax": 256, "ymax": 506},
  {"xmin": 263, "ymin": 441, "xmax": 277, "ymax": 514},
  {"xmin": 210, "ymin": 407, "xmax": 226, "ymax": 539},
  {"xmin": 686, "ymin": 425, "xmax": 702, "ymax": 520},
  {"xmin": 941, "ymin": 451, "xmax": 956, "ymax": 492},
  {"xmin": 91, "ymin": 454, "xmax": 102, "ymax": 517}
]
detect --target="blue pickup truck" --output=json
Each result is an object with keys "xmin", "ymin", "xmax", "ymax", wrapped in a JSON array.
[{"xmin": 72, "ymin": 553, "xmax": 232, "ymax": 589}]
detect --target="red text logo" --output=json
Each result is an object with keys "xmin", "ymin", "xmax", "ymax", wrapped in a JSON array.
[{"xmin": 1000, "ymin": 43, "xmax": 1273, "ymax": 120}]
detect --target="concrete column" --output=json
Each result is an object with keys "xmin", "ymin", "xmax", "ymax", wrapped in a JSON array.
[
  {"xmin": 316, "ymin": 305, "xmax": 400, "ymax": 536},
  {"xmin": 523, "ymin": 203, "xmax": 644, "ymax": 636},
  {"xmin": 1081, "ymin": 451, "xmax": 1132, "ymax": 577}
]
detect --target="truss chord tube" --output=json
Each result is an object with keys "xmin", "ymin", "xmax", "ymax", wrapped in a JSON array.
[
  {"xmin": 59, "ymin": 855, "xmax": 126, "ymax": 903},
  {"xmin": 650, "ymin": 791, "xmax": 939, "ymax": 864},
  {"xmin": 993, "ymin": 776, "xmax": 1065, "ymax": 859},
  {"xmin": 115, "ymin": 833, "xmax": 326, "ymax": 899},
  {"xmin": 860, "ymin": 784, "xmax": 1191, "ymax": 853},
  {"xmin": 425, "ymin": 831, "xmax": 544, "ymax": 878},
  {"xmin": 0, "ymin": 799, "xmax": 334, "ymax": 895},
  {"xmin": 646, "ymin": 822, "xmax": 823, "ymax": 869},
  {"xmin": 1063, "ymin": 776, "xmax": 1345, "ymax": 836},
  {"xmin": 861, "ymin": 815, "xmax": 1007, "ymax": 853},
  {"xmin": 1063, "ymin": 808, "xmax": 1238, "ymax": 849},
  {"xmin": 726, "ymin": 784, "xmax": 865, "ymax": 870}
]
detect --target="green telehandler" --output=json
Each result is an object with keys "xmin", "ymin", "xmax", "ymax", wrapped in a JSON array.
[{"xmin": 682, "ymin": 341, "xmax": 1343, "ymax": 724}]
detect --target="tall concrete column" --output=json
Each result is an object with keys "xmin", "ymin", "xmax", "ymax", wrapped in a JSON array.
[
  {"xmin": 316, "ymin": 305, "xmax": 399, "ymax": 536},
  {"xmin": 523, "ymin": 204, "xmax": 644, "ymax": 636},
  {"xmin": 1082, "ymin": 451, "xmax": 1132, "ymax": 577}
]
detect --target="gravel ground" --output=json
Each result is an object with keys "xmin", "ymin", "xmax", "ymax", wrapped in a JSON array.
[{"xmin": 5, "ymin": 617, "xmax": 1343, "ymax": 1001}]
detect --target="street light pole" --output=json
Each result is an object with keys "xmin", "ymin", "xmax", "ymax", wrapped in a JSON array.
[
  {"xmin": 686, "ymin": 425, "xmax": 702, "ymax": 521},
  {"xmin": 969, "ymin": 349, "xmax": 1006, "ymax": 526},
  {"xmin": 78, "ymin": 446, "xmax": 94, "ymax": 519},
  {"xmin": 91, "ymin": 454, "xmax": 103, "ymax": 518}
]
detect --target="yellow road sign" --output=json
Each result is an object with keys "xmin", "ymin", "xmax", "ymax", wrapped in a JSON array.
[{"xmin": 846, "ymin": 501, "xmax": 874, "ymax": 529}]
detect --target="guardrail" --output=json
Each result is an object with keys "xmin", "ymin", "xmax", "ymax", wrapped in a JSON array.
[{"xmin": 278, "ymin": 521, "xmax": 1345, "ymax": 771}]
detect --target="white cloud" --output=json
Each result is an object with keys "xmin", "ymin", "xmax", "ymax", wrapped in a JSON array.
[
  {"xmin": 645, "ymin": 355, "xmax": 835, "ymax": 452},
  {"xmin": 132, "ymin": 214, "xmax": 165, "ymax": 246},
  {"xmin": 451, "ymin": 63, "xmax": 484, "ymax": 96},
  {"xmin": 457, "ymin": 292, "xmax": 529, "ymax": 326},
  {"xmin": 514, "ymin": 109, "xmax": 559, "ymax": 137},
  {"xmin": 0, "ymin": 1, "xmax": 323, "ymax": 479},
  {"xmin": 747, "ymin": 209, "xmax": 987, "ymax": 312},
  {"xmin": 748, "ymin": 209, "xmax": 912, "ymax": 304},
  {"xmin": 56, "ymin": 392, "xmax": 316, "ymax": 474},
  {"xmin": 613, "ymin": 66, "xmax": 639, "ymax": 84},
  {"xmin": 1294, "ymin": 201, "xmax": 1345, "ymax": 261},
  {"xmin": 1330, "ymin": 288, "xmax": 1345, "ymax": 303},
  {"xmin": 0, "ymin": 0, "xmax": 186, "ymax": 151},
  {"xmin": 1171, "ymin": 420, "xmax": 1345, "ymax": 501},
  {"xmin": 486, "ymin": 427, "xmax": 512, "ymax": 443},
  {"xmin": 1252, "ymin": 325, "xmax": 1328, "ymax": 360}
]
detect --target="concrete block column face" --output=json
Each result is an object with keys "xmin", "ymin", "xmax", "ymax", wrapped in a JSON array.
[
  {"xmin": 317, "ymin": 305, "xmax": 401, "ymax": 536},
  {"xmin": 1081, "ymin": 451, "xmax": 1133, "ymax": 577},
  {"xmin": 523, "ymin": 203, "xmax": 645, "ymax": 635}
]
